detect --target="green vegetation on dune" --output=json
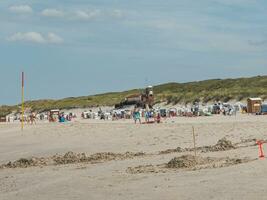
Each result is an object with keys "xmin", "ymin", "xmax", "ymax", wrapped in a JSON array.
[
  {"xmin": 1, "ymin": 76, "xmax": 267, "ymax": 116},
  {"xmin": 155, "ymin": 76, "xmax": 267, "ymax": 104},
  {"xmin": 0, "ymin": 105, "xmax": 18, "ymax": 117},
  {"xmin": 24, "ymin": 89, "xmax": 140, "ymax": 112}
]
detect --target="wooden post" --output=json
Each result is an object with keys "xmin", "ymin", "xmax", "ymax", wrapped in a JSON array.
[
  {"xmin": 192, "ymin": 126, "xmax": 196, "ymax": 158},
  {"xmin": 21, "ymin": 72, "xmax": 24, "ymax": 131}
]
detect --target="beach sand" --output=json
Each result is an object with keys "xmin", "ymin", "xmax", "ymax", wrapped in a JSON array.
[{"xmin": 1, "ymin": 114, "xmax": 267, "ymax": 200}]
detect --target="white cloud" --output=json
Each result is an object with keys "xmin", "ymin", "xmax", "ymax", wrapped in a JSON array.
[
  {"xmin": 9, "ymin": 5, "xmax": 33, "ymax": 14},
  {"xmin": 41, "ymin": 9, "xmax": 64, "ymax": 18},
  {"xmin": 7, "ymin": 32, "xmax": 63, "ymax": 44},
  {"xmin": 47, "ymin": 33, "xmax": 63, "ymax": 44},
  {"xmin": 74, "ymin": 10, "xmax": 101, "ymax": 21},
  {"xmin": 38, "ymin": 8, "xmax": 125, "ymax": 21},
  {"xmin": 7, "ymin": 32, "xmax": 45, "ymax": 43}
]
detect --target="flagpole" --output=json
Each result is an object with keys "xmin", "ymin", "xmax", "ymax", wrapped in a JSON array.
[{"xmin": 21, "ymin": 72, "xmax": 24, "ymax": 131}]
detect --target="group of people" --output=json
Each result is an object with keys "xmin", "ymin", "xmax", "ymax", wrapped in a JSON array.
[
  {"xmin": 59, "ymin": 113, "xmax": 75, "ymax": 122},
  {"xmin": 133, "ymin": 108, "xmax": 161, "ymax": 124},
  {"xmin": 22, "ymin": 112, "xmax": 36, "ymax": 125}
]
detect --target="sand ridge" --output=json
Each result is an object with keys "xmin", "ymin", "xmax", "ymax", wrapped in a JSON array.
[
  {"xmin": 126, "ymin": 155, "xmax": 255, "ymax": 174},
  {"xmin": 0, "ymin": 151, "xmax": 146, "ymax": 169},
  {"xmin": 0, "ymin": 138, "xmax": 257, "ymax": 171}
]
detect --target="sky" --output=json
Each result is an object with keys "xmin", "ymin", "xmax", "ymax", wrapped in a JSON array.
[{"xmin": 0, "ymin": 0, "xmax": 267, "ymax": 105}]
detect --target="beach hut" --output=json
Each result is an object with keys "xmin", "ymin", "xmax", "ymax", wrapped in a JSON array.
[
  {"xmin": 160, "ymin": 109, "xmax": 167, "ymax": 117},
  {"xmin": 48, "ymin": 109, "xmax": 60, "ymax": 122},
  {"xmin": 247, "ymin": 98, "xmax": 262, "ymax": 114},
  {"xmin": 261, "ymin": 104, "xmax": 267, "ymax": 115},
  {"xmin": 168, "ymin": 108, "xmax": 177, "ymax": 117},
  {"xmin": 0, "ymin": 116, "xmax": 6, "ymax": 122}
]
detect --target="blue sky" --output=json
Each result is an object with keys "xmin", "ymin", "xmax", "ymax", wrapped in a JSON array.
[{"xmin": 0, "ymin": 0, "xmax": 266, "ymax": 105}]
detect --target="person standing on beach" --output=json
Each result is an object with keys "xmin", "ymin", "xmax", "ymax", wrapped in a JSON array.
[
  {"xmin": 30, "ymin": 112, "xmax": 36, "ymax": 125},
  {"xmin": 156, "ymin": 113, "xmax": 161, "ymax": 123},
  {"xmin": 133, "ymin": 107, "xmax": 141, "ymax": 124},
  {"xmin": 145, "ymin": 110, "xmax": 150, "ymax": 123}
]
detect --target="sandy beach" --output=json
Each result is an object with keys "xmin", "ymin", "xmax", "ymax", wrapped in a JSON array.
[
  {"xmin": 2, "ymin": 0, "xmax": 267, "ymax": 199},
  {"xmin": 1, "ymin": 115, "xmax": 267, "ymax": 200}
]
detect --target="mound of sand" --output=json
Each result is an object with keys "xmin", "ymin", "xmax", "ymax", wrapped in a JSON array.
[
  {"xmin": 166, "ymin": 154, "xmax": 252, "ymax": 170},
  {"xmin": 197, "ymin": 138, "xmax": 236, "ymax": 153},
  {"xmin": 167, "ymin": 155, "xmax": 200, "ymax": 168},
  {"xmin": 127, "ymin": 155, "xmax": 255, "ymax": 174},
  {"xmin": 214, "ymin": 138, "xmax": 236, "ymax": 150},
  {"xmin": 0, "ymin": 151, "xmax": 146, "ymax": 169},
  {"xmin": 158, "ymin": 138, "xmax": 236, "ymax": 156},
  {"xmin": 52, "ymin": 152, "xmax": 88, "ymax": 165},
  {"xmin": 2, "ymin": 157, "xmax": 50, "ymax": 168}
]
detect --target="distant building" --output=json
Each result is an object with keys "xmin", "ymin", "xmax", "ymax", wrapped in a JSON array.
[
  {"xmin": 125, "ymin": 94, "xmax": 141, "ymax": 103},
  {"xmin": 247, "ymin": 97, "xmax": 262, "ymax": 113},
  {"xmin": 0, "ymin": 116, "xmax": 7, "ymax": 122},
  {"xmin": 115, "ymin": 86, "xmax": 154, "ymax": 109}
]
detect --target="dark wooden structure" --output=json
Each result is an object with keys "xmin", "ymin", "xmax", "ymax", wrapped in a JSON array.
[
  {"xmin": 0, "ymin": 116, "xmax": 6, "ymax": 122},
  {"xmin": 247, "ymin": 98, "xmax": 262, "ymax": 113}
]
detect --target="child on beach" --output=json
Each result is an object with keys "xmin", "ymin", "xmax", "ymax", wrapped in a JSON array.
[
  {"xmin": 133, "ymin": 108, "xmax": 141, "ymax": 124},
  {"xmin": 145, "ymin": 111, "xmax": 150, "ymax": 123},
  {"xmin": 156, "ymin": 113, "xmax": 161, "ymax": 123}
]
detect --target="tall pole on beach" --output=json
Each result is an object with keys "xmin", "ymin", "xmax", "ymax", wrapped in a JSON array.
[
  {"xmin": 192, "ymin": 126, "xmax": 197, "ymax": 158},
  {"xmin": 21, "ymin": 71, "xmax": 24, "ymax": 131}
]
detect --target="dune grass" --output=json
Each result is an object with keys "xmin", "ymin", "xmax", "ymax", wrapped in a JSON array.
[{"xmin": 1, "ymin": 75, "xmax": 267, "ymax": 116}]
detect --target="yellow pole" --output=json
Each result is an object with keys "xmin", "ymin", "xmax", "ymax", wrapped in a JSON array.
[{"xmin": 21, "ymin": 72, "xmax": 24, "ymax": 131}]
